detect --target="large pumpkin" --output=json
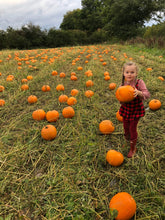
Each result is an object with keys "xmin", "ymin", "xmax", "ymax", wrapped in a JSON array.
[
  {"xmin": 109, "ymin": 192, "xmax": 136, "ymax": 220},
  {"xmin": 149, "ymin": 99, "xmax": 161, "ymax": 110},
  {"xmin": 99, "ymin": 120, "xmax": 115, "ymax": 134},
  {"xmin": 116, "ymin": 85, "xmax": 134, "ymax": 103},
  {"xmin": 106, "ymin": 150, "xmax": 124, "ymax": 166}
]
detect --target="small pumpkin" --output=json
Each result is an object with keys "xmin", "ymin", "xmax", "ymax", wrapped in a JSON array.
[
  {"xmin": 149, "ymin": 99, "xmax": 161, "ymax": 110},
  {"xmin": 99, "ymin": 120, "xmax": 115, "ymax": 134},
  {"xmin": 21, "ymin": 78, "xmax": 28, "ymax": 83},
  {"xmin": 56, "ymin": 84, "xmax": 65, "ymax": 91},
  {"xmin": 106, "ymin": 150, "xmax": 124, "ymax": 166},
  {"xmin": 85, "ymin": 90, "xmax": 94, "ymax": 98},
  {"xmin": 70, "ymin": 75, "xmax": 77, "ymax": 81},
  {"xmin": 0, "ymin": 85, "xmax": 5, "ymax": 92},
  {"xmin": 77, "ymin": 66, "xmax": 83, "ymax": 71},
  {"xmin": 67, "ymin": 97, "xmax": 77, "ymax": 106},
  {"xmin": 109, "ymin": 83, "xmax": 116, "ymax": 90},
  {"xmin": 21, "ymin": 84, "xmax": 29, "ymax": 91},
  {"xmin": 46, "ymin": 110, "xmax": 59, "ymax": 122},
  {"xmin": 41, "ymin": 125, "xmax": 57, "ymax": 140},
  {"xmin": 116, "ymin": 85, "xmax": 134, "ymax": 103},
  {"xmin": 27, "ymin": 95, "xmax": 38, "ymax": 104},
  {"xmin": 59, "ymin": 72, "xmax": 66, "ymax": 78},
  {"xmin": 0, "ymin": 99, "xmax": 5, "ymax": 106},
  {"xmin": 86, "ymin": 80, "xmax": 94, "ymax": 87},
  {"xmin": 116, "ymin": 110, "xmax": 123, "ymax": 122},
  {"xmin": 109, "ymin": 192, "xmax": 136, "ymax": 220},
  {"xmin": 32, "ymin": 109, "xmax": 46, "ymax": 120},
  {"xmin": 158, "ymin": 76, "xmax": 164, "ymax": 81},
  {"xmin": 42, "ymin": 85, "xmax": 51, "ymax": 92},
  {"xmin": 58, "ymin": 94, "xmax": 68, "ymax": 103},
  {"xmin": 27, "ymin": 75, "xmax": 33, "ymax": 80},
  {"xmin": 62, "ymin": 106, "xmax": 75, "ymax": 118},
  {"xmin": 52, "ymin": 70, "xmax": 58, "ymax": 76},
  {"xmin": 71, "ymin": 89, "xmax": 79, "ymax": 96},
  {"xmin": 104, "ymin": 75, "xmax": 110, "ymax": 81}
]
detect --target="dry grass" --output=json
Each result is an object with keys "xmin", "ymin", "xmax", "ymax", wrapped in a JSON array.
[{"xmin": 0, "ymin": 44, "xmax": 164, "ymax": 219}]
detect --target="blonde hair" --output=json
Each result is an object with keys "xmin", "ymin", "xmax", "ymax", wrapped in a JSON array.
[{"xmin": 122, "ymin": 61, "xmax": 138, "ymax": 85}]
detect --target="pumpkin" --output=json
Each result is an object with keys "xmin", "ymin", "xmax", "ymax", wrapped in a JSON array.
[
  {"xmin": 109, "ymin": 83, "xmax": 117, "ymax": 90},
  {"xmin": 116, "ymin": 85, "xmax": 134, "ymax": 103},
  {"xmin": 71, "ymin": 72, "xmax": 76, "ymax": 76},
  {"xmin": 56, "ymin": 84, "xmax": 64, "ymax": 91},
  {"xmin": 109, "ymin": 192, "xmax": 136, "ymax": 220},
  {"xmin": 32, "ymin": 109, "xmax": 46, "ymax": 120},
  {"xmin": 27, "ymin": 75, "xmax": 33, "ymax": 80},
  {"xmin": 85, "ymin": 90, "xmax": 94, "ymax": 98},
  {"xmin": 86, "ymin": 80, "xmax": 94, "ymax": 87},
  {"xmin": 70, "ymin": 75, "xmax": 77, "ymax": 81},
  {"xmin": 77, "ymin": 66, "xmax": 83, "ymax": 71},
  {"xmin": 42, "ymin": 85, "xmax": 51, "ymax": 92},
  {"xmin": 99, "ymin": 120, "xmax": 115, "ymax": 134},
  {"xmin": 58, "ymin": 94, "xmax": 68, "ymax": 103},
  {"xmin": 27, "ymin": 95, "xmax": 38, "ymax": 104},
  {"xmin": 116, "ymin": 110, "xmax": 123, "ymax": 122},
  {"xmin": 0, "ymin": 99, "xmax": 5, "ymax": 106},
  {"xmin": 158, "ymin": 76, "xmax": 164, "ymax": 81},
  {"xmin": 71, "ymin": 89, "xmax": 79, "ymax": 96},
  {"xmin": 59, "ymin": 72, "xmax": 66, "ymax": 78},
  {"xmin": 52, "ymin": 70, "xmax": 58, "ymax": 76},
  {"xmin": 149, "ymin": 99, "xmax": 161, "ymax": 110},
  {"xmin": 6, "ymin": 76, "xmax": 14, "ymax": 81},
  {"xmin": 0, "ymin": 85, "xmax": 5, "ymax": 92},
  {"xmin": 46, "ymin": 110, "xmax": 59, "ymax": 122},
  {"xmin": 62, "ymin": 106, "xmax": 75, "ymax": 118},
  {"xmin": 67, "ymin": 97, "xmax": 77, "ymax": 106},
  {"xmin": 41, "ymin": 125, "xmax": 57, "ymax": 140},
  {"xmin": 21, "ymin": 84, "xmax": 29, "ymax": 91},
  {"xmin": 21, "ymin": 78, "xmax": 28, "ymax": 83},
  {"xmin": 106, "ymin": 150, "xmax": 124, "ymax": 166},
  {"xmin": 102, "ymin": 62, "xmax": 107, "ymax": 66},
  {"xmin": 104, "ymin": 71, "xmax": 109, "ymax": 76},
  {"xmin": 104, "ymin": 75, "xmax": 110, "ymax": 81}
]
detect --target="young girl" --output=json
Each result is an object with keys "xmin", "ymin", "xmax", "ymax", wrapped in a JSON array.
[{"xmin": 118, "ymin": 62, "xmax": 150, "ymax": 158}]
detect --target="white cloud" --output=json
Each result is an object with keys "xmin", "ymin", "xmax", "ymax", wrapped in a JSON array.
[{"xmin": 0, "ymin": 0, "xmax": 82, "ymax": 30}]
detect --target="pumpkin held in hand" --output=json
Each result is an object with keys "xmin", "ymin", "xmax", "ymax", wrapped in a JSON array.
[
  {"xmin": 109, "ymin": 192, "xmax": 136, "ymax": 220},
  {"xmin": 106, "ymin": 150, "xmax": 124, "ymax": 166},
  {"xmin": 116, "ymin": 85, "xmax": 134, "ymax": 103}
]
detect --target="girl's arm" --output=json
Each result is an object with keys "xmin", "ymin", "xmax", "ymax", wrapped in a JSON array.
[{"xmin": 134, "ymin": 79, "xmax": 150, "ymax": 100}]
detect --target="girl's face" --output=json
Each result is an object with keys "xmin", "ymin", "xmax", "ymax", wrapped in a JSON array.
[{"xmin": 123, "ymin": 65, "xmax": 137, "ymax": 83}]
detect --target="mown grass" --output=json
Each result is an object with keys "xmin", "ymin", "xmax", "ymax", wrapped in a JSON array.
[{"xmin": 0, "ymin": 44, "xmax": 164, "ymax": 220}]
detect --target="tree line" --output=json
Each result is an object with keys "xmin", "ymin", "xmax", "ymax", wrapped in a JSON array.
[{"xmin": 0, "ymin": 0, "xmax": 165, "ymax": 50}]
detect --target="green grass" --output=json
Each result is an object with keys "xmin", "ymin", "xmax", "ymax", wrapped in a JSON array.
[{"xmin": 0, "ymin": 44, "xmax": 164, "ymax": 219}]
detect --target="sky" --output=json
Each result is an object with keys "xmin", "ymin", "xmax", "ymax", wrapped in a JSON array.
[{"xmin": 0, "ymin": 0, "xmax": 82, "ymax": 31}]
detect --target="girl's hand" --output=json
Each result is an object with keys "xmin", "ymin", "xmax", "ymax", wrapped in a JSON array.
[{"xmin": 134, "ymin": 88, "xmax": 143, "ymax": 98}]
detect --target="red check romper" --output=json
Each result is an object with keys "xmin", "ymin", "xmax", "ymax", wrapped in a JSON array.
[{"xmin": 119, "ymin": 79, "xmax": 145, "ymax": 140}]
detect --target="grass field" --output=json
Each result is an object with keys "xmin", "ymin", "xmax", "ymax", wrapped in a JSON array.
[{"xmin": 0, "ymin": 44, "xmax": 164, "ymax": 220}]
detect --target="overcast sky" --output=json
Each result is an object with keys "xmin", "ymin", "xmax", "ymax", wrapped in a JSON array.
[{"xmin": 0, "ymin": 0, "xmax": 82, "ymax": 31}]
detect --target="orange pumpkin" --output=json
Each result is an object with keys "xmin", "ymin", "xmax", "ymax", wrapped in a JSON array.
[
  {"xmin": 41, "ymin": 125, "xmax": 57, "ymax": 140},
  {"xmin": 116, "ymin": 85, "xmax": 134, "ymax": 103},
  {"xmin": 86, "ymin": 80, "xmax": 94, "ymax": 87},
  {"xmin": 149, "ymin": 99, "xmax": 161, "ymax": 110},
  {"xmin": 56, "ymin": 84, "xmax": 64, "ymax": 91},
  {"xmin": 71, "ymin": 89, "xmax": 79, "ymax": 96},
  {"xmin": 52, "ymin": 70, "xmax": 58, "ymax": 76},
  {"xmin": 109, "ymin": 192, "xmax": 136, "ymax": 220},
  {"xmin": 59, "ymin": 72, "xmax": 66, "ymax": 78},
  {"xmin": 99, "ymin": 120, "xmax": 115, "ymax": 134},
  {"xmin": 32, "ymin": 109, "xmax": 46, "ymax": 120},
  {"xmin": 104, "ymin": 71, "xmax": 109, "ymax": 76},
  {"xmin": 67, "ymin": 97, "xmax": 77, "ymax": 106},
  {"xmin": 42, "ymin": 85, "xmax": 51, "ymax": 92},
  {"xmin": 27, "ymin": 95, "xmax": 38, "ymax": 104},
  {"xmin": 21, "ymin": 84, "xmax": 29, "ymax": 91},
  {"xmin": 46, "ymin": 110, "xmax": 59, "ymax": 122},
  {"xmin": 158, "ymin": 76, "xmax": 164, "ymax": 81},
  {"xmin": 27, "ymin": 75, "xmax": 33, "ymax": 80},
  {"xmin": 58, "ymin": 94, "xmax": 68, "ymax": 103},
  {"xmin": 116, "ymin": 110, "xmax": 123, "ymax": 122},
  {"xmin": 104, "ymin": 75, "xmax": 110, "ymax": 81},
  {"xmin": 77, "ymin": 66, "xmax": 83, "ymax": 71},
  {"xmin": 85, "ymin": 90, "xmax": 94, "ymax": 98},
  {"xmin": 21, "ymin": 78, "xmax": 28, "ymax": 83},
  {"xmin": 70, "ymin": 75, "xmax": 77, "ymax": 81},
  {"xmin": 109, "ymin": 83, "xmax": 116, "ymax": 90},
  {"xmin": 106, "ymin": 150, "xmax": 124, "ymax": 166},
  {"xmin": 62, "ymin": 106, "xmax": 75, "ymax": 118},
  {"xmin": 0, "ymin": 85, "xmax": 5, "ymax": 92},
  {"xmin": 0, "ymin": 99, "xmax": 5, "ymax": 106}
]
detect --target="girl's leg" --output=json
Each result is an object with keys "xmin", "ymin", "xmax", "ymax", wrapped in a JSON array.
[
  {"xmin": 127, "ymin": 118, "xmax": 139, "ymax": 158},
  {"xmin": 123, "ymin": 118, "xmax": 130, "ymax": 140}
]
